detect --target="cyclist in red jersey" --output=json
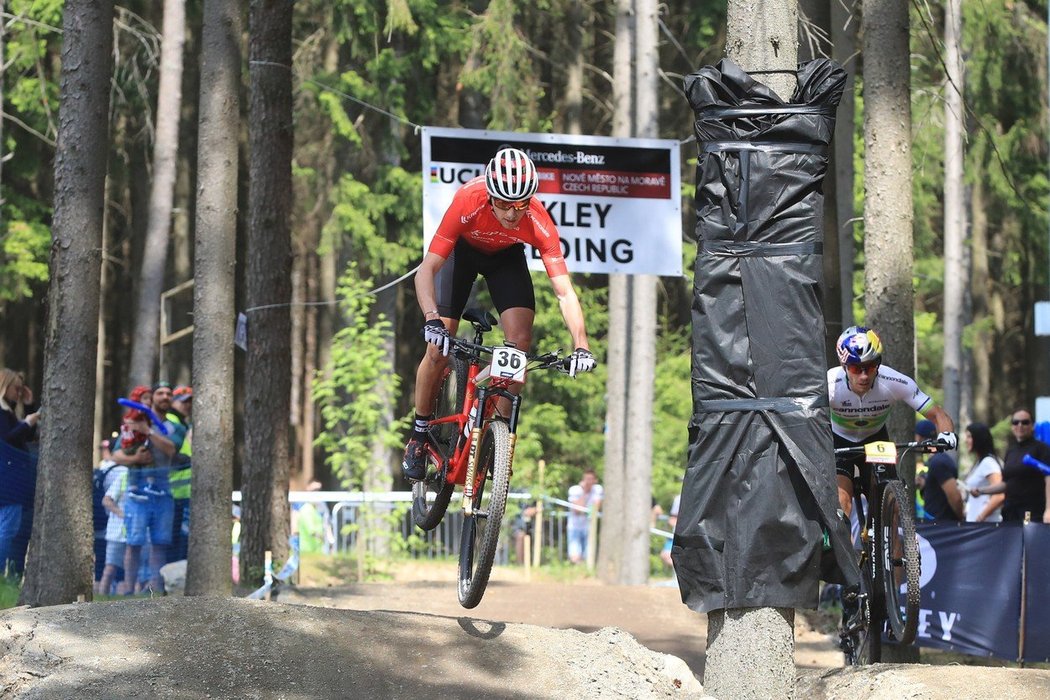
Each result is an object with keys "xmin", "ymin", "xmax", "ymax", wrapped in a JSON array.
[{"xmin": 402, "ymin": 148, "xmax": 595, "ymax": 480}]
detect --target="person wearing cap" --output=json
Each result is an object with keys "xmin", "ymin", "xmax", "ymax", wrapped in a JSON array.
[
  {"xmin": 914, "ymin": 419, "xmax": 962, "ymax": 521},
  {"xmin": 401, "ymin": 147, "xmax": 596, "ymax": 481},
  {"xmin": 109, "ymin": 381, "xmax": 180, "ymax": 593}
]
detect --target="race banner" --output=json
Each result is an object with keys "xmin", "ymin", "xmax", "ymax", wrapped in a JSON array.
[
  {"xmin": 1023, "ymin": 523, "xmax": 1050, "ymax": 661},
  {"xmin": 915, "ymin": 522, "xmax": 1022, "ymax": 659},
  {"xmin": 421, "ymin": 127, "xmax": 682, "ymax": 276}
]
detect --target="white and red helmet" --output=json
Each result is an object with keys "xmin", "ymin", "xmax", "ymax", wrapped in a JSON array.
[{"xmin": 485, "ymin": 147, "xmax": 539, "ymax": 202}]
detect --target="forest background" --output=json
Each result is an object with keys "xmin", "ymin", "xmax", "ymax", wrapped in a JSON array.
[{"xmin": 2, "ymin": 0, "xmax": 1049, "ymax": 526}]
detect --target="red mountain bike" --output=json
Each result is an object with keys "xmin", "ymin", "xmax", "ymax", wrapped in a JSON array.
[
  {"xmin": 834, "ymin": 438, "xmax": 946, "ymax": 664},
  {"xmin": 411, "ymin": 308, "xmax": 574, "ymax": 608}
]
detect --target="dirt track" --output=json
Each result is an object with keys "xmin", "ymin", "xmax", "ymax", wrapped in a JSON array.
[
  {"xmin": 5, "ymin": 562, "xmax": 1050, "ymax": 698},
  {"xmin": 279, "ymin": 563, "xmax": 845, "ymax": 678}
]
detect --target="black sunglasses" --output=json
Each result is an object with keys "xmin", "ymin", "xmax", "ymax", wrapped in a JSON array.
[{"xmin": 1012, "ymin": 419, "xmax": 1032, "ymax": 426}]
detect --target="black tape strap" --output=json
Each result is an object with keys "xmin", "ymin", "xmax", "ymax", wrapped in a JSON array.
[
  {"xmin": 695, "ymin": 396, "xmax": 829, "ymax": 414},
  {"xmin": 701, "ymin": 240, "xmax": 822, "ymax": 258},
  {"xmin": 699, "ymin": 105, "xmax": 833, "ymax": 118},
  {"xmin": 700, "ymin": 141, "xmax": 827, "ymax": 155}
]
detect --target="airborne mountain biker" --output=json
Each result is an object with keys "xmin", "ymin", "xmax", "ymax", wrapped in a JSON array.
[
  {"xmin": 828, "ymin": 326, "xmax": 957, "ymax": 516},
  {"xmin": 402, "ymin": 147, "xmax": 595, "ymax": 480}
]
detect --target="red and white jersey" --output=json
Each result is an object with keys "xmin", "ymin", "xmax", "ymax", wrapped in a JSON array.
[
  {"xmin": 428, "ymin": 177, "xmax": 568, "ymax": 278},
  {"xmin": 827, "ymin": 364, "xmax": 932, "ymax": 442}
]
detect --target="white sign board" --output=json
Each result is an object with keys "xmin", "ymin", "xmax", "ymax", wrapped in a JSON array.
[
  {"xmin": 1035, "ymin": 301, "xmax": 1050, "ymax": 336},
  {"xmin": 421, "ymin": 127, "xmax": 682, "ymax": 276},
  {"xmin": 1037, "ymin": 397, "xmax": 1050, "ymax": 426}
]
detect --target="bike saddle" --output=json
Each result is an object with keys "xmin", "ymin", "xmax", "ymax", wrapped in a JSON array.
[{"xmin": 462, "ymin": 307, "xmax": 498, "ymax": 332}]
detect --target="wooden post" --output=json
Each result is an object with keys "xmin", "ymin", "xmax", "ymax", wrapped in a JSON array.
[
  {"xmin": 586, "ymin": 504, "xmax": 599, "ymax": 571},
  {"xmin": 523, "ymin": 534, "xmax": 532, "ymax": 581}
]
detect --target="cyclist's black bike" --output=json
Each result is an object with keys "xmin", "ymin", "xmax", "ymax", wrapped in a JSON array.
[{"xmin": 834, "ymin": 438, "xmax": 946, "ymax": 664}]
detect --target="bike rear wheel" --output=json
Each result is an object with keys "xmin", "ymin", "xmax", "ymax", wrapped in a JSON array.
[
  {"xmin": 411, "ymin": 357, "xmax": 467, "ymax": 531},
  {"xmin": 880, "ymin": 479, "xmax": 921, "ymax": 644},
  {"xmin": 457, "ymin": 420, "xmax": 511, "ymax": 609}
]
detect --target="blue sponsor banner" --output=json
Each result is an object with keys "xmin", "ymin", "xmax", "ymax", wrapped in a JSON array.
[
  {"xmin": 1023, "ymin": 523, "xmax": 1050, "ymax": 662},
  {"xmin": 0, "ymin": 439, "xmax": 37, "ymax": 506},
  {"xmin": 915, "ymin": 522, "xmax": 1022, "ymax": 659}
]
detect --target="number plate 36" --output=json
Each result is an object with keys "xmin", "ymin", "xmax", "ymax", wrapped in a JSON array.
[{"xmin": 491, "ymin": 346, "xmax": 527, "ymax": 383}]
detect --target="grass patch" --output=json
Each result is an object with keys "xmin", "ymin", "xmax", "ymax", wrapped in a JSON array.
[{"xmin": 0, "ymin": 576, "xmax": 21, "ymax": 609}]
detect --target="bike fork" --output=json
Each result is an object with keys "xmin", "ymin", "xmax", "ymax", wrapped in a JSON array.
[{"xmin": 462, "ymin": 388, "xmax": 488, "ymax": 517}]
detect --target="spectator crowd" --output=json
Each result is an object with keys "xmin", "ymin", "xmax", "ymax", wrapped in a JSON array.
[{"xmin": 0, "ymin": 369, "xmax": 193, "ymax": 591}]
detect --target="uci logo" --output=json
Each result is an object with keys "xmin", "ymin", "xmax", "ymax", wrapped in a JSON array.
[{"xmin": 431, "ymin": 165, "xmax": 483, "ymax": 185}]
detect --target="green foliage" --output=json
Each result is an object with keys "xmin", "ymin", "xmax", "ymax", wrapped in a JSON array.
[
  {"xmin": 0, "ymin": 575, "xmax": 20, "ymax": 609},
  {"xmin": 650, "ymin": 332, "xmax": 692, "ymax": 510},
  {"xmin": 322, "ymin": 166, "xmax": 420, "ymax": 275},
  {"xmin": 313, "ymin": 268, "xmax": 401, "ymax": 489},
  {"xmin": 2, "ymin": 1, "xmax": 64, "ymax": 302},
  {"xmin": 459, "ymin": 0, "xmax": 547, "ymax": 130},
  {"xmin": 0, "ymin": 218, "xmax": 50, "ymax": 301}
]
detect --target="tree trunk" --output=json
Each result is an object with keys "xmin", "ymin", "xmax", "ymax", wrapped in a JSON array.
[
  {"xmin": 184, "ymin": 0, "xmax": 241, "ymax": 597},
  {"xmin": 620, "ymin": 0, "xmax": 658, "ymax": 586},
  {"xmin": 863, "ymin": 0, "xmax": 918, "ymax": 495},
  {"xmin": 127, "ymin": 0, "xmax": 186, "ymax": 388},
  {"xmin": 19, "ymin": 0, "xmax": 114, "ymax": 607},
  {"xmin": 596, "ymin": 0, "xmax": 633, "ymax": 584},
  {"xmin": 800, "ymin": 0, "xmax": 843, "ymax": 362},
  {"xmin": 704, "ymin": 0, "xmax": 798, "ymax": 695},
  {"xmin": 564, "ymin": 0, "xmax": 584, "ymax": 135},
  {"xmin": 970, "ymin": 181, "xmax": 991, "ymax": 422},
  {"xmin": 241, "ymin": 0, "xmax": 294, "ymax": 588},
  {"xmin": 831, "ymin": 0, "xmax": 858, "ymax": 330},
  {"xmin": 726, "ymin": 0, "xmax": 797, "ymax": 99},
  {"xmin": 941, "ymin": 0, "xmax": 966, "ymax": 429}
]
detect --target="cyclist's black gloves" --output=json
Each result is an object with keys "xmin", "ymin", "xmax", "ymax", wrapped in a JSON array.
[
  {"xmin": 422, "ymin": 319, "xmax": 450, "ymax": 356},
  {"xmin": 568, "ymin": 348, "xmax": 596, "ymax": 378},
  {"xmin": 936, "ymin": 431, "xmax": 958, "ymax": 450}
]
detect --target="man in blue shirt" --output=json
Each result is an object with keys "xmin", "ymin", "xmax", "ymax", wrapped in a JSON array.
[{"xmin": 915, "ymin": 419, "xmax": 963, "ymax": 521}]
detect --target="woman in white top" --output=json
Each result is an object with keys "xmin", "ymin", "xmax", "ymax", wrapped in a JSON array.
[{"xmin": 963, "ymin": 422, "xmax": 1004, "ymax": 522}]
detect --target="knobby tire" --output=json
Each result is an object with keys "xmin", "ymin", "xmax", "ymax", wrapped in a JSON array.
[
  {"xmin": 412, "ymin": 357, "xmax": 467, "ymax": 531},
  {"xmin": 881, "ymin": 479, "xmax": 921, "ymax": 644},
  {"xmin": 457, "ymin": 420, "xmax": 511, "ymax": 609}
]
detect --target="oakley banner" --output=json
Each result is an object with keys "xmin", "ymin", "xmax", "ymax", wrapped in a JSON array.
[
  {"xmin": 915, "ymin": 522, "xmax": 1022, "ymax": 659},
  {"xmin": 1023, "ymin": 523, "xmax": 1050, "ymax": 662},
  {"xmin": 421, "ymin": 127, "xmax": 682, "ymax": 276}
]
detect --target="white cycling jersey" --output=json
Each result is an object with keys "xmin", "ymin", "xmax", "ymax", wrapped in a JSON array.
[{"xmin": 827, "ymin": 364, "xmax": 932, "ymax": 442}]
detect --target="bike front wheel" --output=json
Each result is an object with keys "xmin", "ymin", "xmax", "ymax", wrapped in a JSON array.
[
  {"xmin": 880, "ymin": 479, "xmax": 921, "ymax": 644},
  {"xmin": 457, "ymin": 419, "xmax": 511, "ymax": 609}
]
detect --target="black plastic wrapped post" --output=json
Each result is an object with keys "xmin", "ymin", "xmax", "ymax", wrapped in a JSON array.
[{"xmin": 672, "ymin": 59, "xmax": 860, "ymax": 621}]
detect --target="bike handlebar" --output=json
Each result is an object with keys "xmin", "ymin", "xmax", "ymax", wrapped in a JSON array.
[
  {"xmin": 449, "ymin": 337, "xmax": 570, "ymax": 373},
  {"xmin": 833, "ymin": 439, "xmax": 948, "ymax": 456}
]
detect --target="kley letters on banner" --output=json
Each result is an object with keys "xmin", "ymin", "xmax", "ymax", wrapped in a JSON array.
[{"xmin": 421, "ymin": 127, "xmax": 683, "ymax": 276}]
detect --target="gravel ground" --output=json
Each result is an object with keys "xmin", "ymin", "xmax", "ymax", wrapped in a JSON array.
[{"xmin": 3, "ymin": 566, "xmax": 1050, "ymax": 699}]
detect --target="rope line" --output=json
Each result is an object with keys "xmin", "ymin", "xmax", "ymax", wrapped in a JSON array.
[{"xmin": 243, "ymin": 264, "xmax": 420, "ymax": 314}]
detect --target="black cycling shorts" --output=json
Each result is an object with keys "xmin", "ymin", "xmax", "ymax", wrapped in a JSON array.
[
  {"xmin": 834, "ymin": 426, "xmax": 890, "ymax": 482},
  {"xmin": 434, "ymin": 238, "xmax": 536, "ymax": 319}
]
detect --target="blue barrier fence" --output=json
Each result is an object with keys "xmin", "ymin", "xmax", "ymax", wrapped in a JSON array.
[{"xmin": 916, "ymin": 521, "xmax": 1050, "ymax": 662}]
